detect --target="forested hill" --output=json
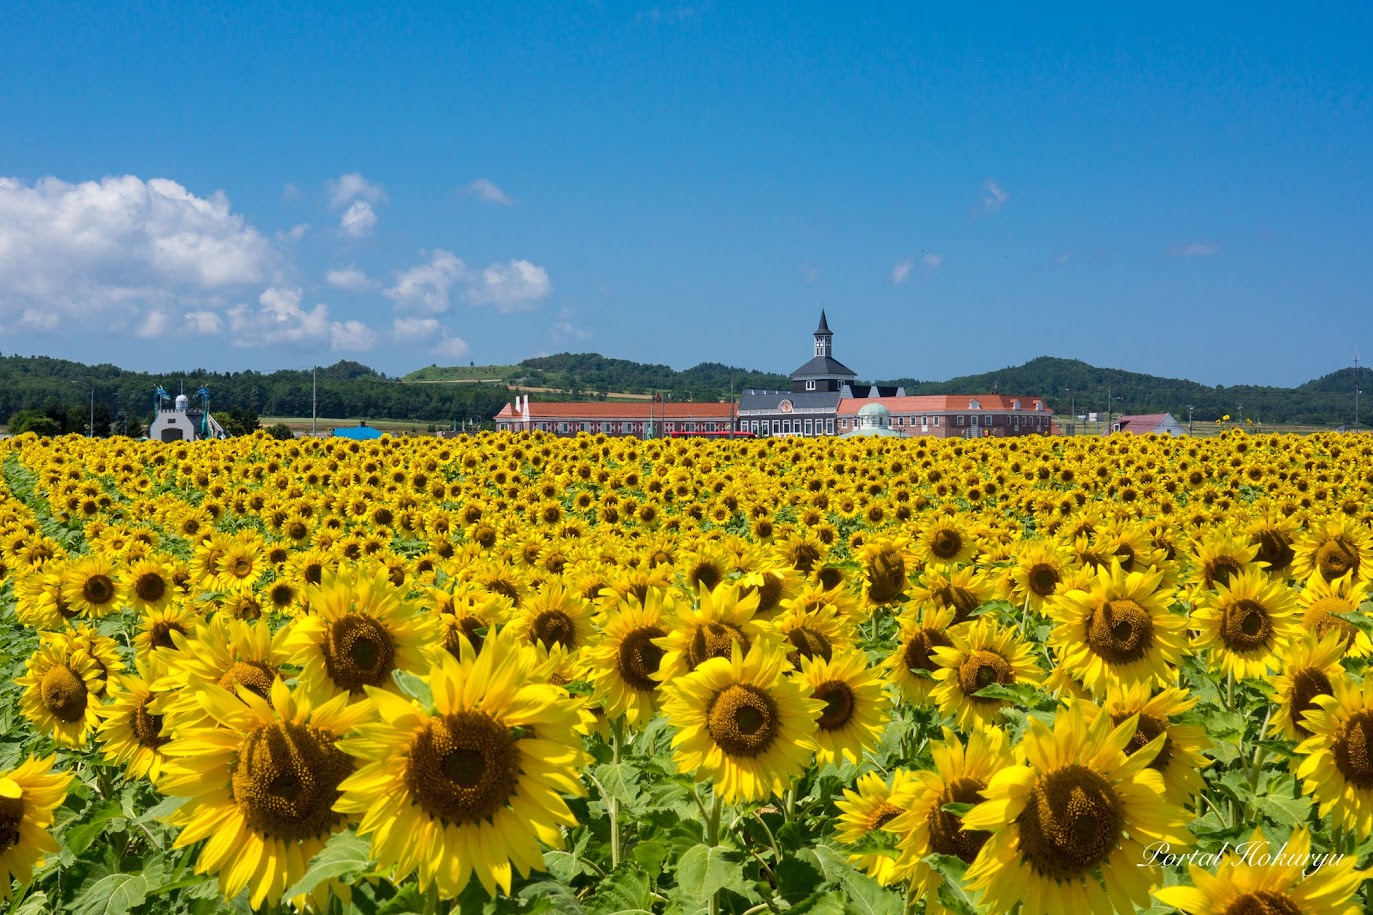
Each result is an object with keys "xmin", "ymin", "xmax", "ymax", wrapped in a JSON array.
[
  {"xmin": 0, "ymin": 355, "xmax": 508, "ymax": 434},
  {"xmin": 879, "ymin": 356, "xmax": 1362, "ymax": 426}
]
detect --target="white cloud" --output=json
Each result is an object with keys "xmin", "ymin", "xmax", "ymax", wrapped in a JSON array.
[
  {"xmin": 136, "ymin": 309, "xmax": 169, "ymax": 338},
  {"xmin": 549, "ymin": 307, "xmax": 591, "ymax": 344},
  {"xmin": 385, "ymin": 250, "xmax": 467, "ymax": 315},
  {"xmin": 327, "ymin": 173, "xmax": 387, "ymax": 209},
  {"xmin": 981, "ymin": 178, "xmax": 1009, "ymax": 213},
  {"xmin": 186, "ymin": 310, "xmax": 224, "ymax": 334},
  {"xmin": 1166, "ymin": 241, "xmax": 1221, "ymax": 258},
  {"xmin": 466, "ymin": 178, "xmax": 513, "ymax": 206},
  {"xmin": 330, "ymin": 320, "xmax": 377, "ymax": 351},
  {"xmin": 392, "ymin": 317, "xmax": 468, "ymax": 359},
  {"xmin": 326, "ymin": 266, "xmax": 375, "ymax": 292},
  {"xmin": 0, "ymin": 175, "xmax": 273, "ymax": 331},
  {"xmin": 339, "ymin": 200, "xmax": 377, "ymax": 237},
  {"xmin": 466, "ymin": 259, "xmax": 551, "ymax": 311},
  {"xmin": 923, "ymin": 252, "xmax": 945, "ymax": 268},
  {"xmin": 279, "ymin": 223, "xmax": 309, "ymax": 241},
  {"xmin": 282, "ymin": 183, "xmax": 303, "ymax": 201},
  {"xmin": 891, "ymin": 259, "xmax": 913, "ymax": 284}
]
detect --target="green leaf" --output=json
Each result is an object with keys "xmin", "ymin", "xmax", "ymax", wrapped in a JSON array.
[
  {"xmin": 391, "ymin": 669, "xmax": 435, "ymax": 710},
  {"xmin": 1254, "ymin": 793, "xmax": 1312, "ymax": 826},
  {"xmin": 10, "ymin": 892, "xmax": 51, "ymax": 915},
  {"xmin": 1333, "ymin": 609, "xmax": 1373, "ymax": 638},
  {"xmin": 941, "ymin": 801, "xmax": 976, "ymax": 817},
  {"xmin": 592, "ymin": 762, "xmax": 640, "ymax": 808},
  {"xmin": 63, "ymin": 798, "xmax": 125, "ymax": 855},
  {"xmin": 283, "ymin": 831, "xmax": 373, "ymax": 899},
  {"xmin": 69, "ymin": 873, "xmax": 149, "ymax": 915},
  {"xmin": 672, "ymin": 844, "xmax": 759, "ymax": 904},
  {"xmin": 775, "ymin": 855, "xmax": 824, "ymax": 904},
  {"xmin": 584, "ymin": 864, "xmax": 655, "ymax": 915}
]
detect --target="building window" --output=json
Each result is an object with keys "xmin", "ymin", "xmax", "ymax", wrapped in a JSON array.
[
  {"xmin": 969, "ymin": 399, "xmax": 981, "ymax": 410},
  {"xmin": 1012, "ymin": 400, "xmax": 1021, "ymax": 411},
  {"xmin": 956, "ymin": 415, "xmax": 964, "ymax": 426},
  {"xmin": 933, "ymin": 416, "xmax": 940, "ymax": 426},
  {"xmin": 826, "ymin": 419, "xmax": 834, "ymax": 434},
  {"xmin": 804, "ymin": 419, "xmax": 813, "ymax": 435},
  {"xmin": 805, "ymin": 380, "xmax": 816, "ymax": 391},
  {"xmin": 772, "ymin": 420, "xmax": 780, "ymax": 434}
]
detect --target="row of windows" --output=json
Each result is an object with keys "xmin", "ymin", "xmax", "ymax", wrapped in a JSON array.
[
  {"xmin": 740, "ymin": 418, "xmax": 835, "ymax": 436},
  {"xmin": 501, "ymin": 420, "xmax": 727, "ymax": 434}
]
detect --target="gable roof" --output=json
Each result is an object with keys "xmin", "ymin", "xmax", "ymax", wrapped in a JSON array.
[
  {"xmin": 789, "ymin": 355, "xmax": 858, "ymax": 380},
  {"xmin": 836, "ymin": 395, "xmax": 1051, "ymax": 415}
]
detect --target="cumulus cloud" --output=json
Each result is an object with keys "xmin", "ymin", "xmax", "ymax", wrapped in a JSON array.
[
  {"xmin": 0, "ymin": 174, "xmax": 273, "ymax": 330},
  {"xmin": 279, "ymin": 223, "xmax": 309, "ymax": 241},
  {"xmin": 339, "ymin": 201, "xmax": 377, "ymax": 237},
  {"xmin": 465, "ymin": 178, "xmax": 513, "ymax": 205},
  {"xmin": 326, "ymin": 266, "xmax": 375, "ymax": 292},
  {"xmin": 391, "ymin": 317, "xmax": 468, "ymax": 359},
  {"xmin": 1166, "ymin": 241, "xmax": 1221, "ymax": 257},
  {"xmin": 385, "ymin": 250, "xmax": 467, "ymax": 315},
  {"xmin": 186, "ymin": 310, "xmax": 224, "ymax": 334},
  {"xmin": 981, "ymin": 178, "xmax": 1008, "ymax": 213},
  {"xmin": 466, "ymin": 259, "xmax": 551, "ymax": 311},
  {"xmin": 327, "ymin": 173, "xmax": 387, "ymax": 209},
  {"xmin": 891, "ymin": 259, "xmax": 913, "ymax": 285},
  {"xmin": 136, "ymin": 309, "xmax": 169, "ymax": 338},
  {"xmin": 225, "ymin": 285, "xmax": 375, "ymax": 350}
]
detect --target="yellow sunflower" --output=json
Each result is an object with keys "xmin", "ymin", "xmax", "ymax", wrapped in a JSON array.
[
  {"xmin": 511, "ymin": 584, "xmax": 596, "ymax": 656},
  {"xmin": 1293, "ymin": 516, "xmax": 1373, "ymax": 585},
  {"xmin": 909, "ymin": 566, "xmax": 997, "ymax": 625},
  {"xmin": 654, "ymin": 583, "xmax": 776, "ymax": 683},
  {"xmin": 1191, "ymin": 566, "xmax": 1301, "ymax": 679},
  {"xmin": 886, "ymin": 604, "xmax": 959, "ymax": 704},
  {"xmin": 660, "ymin": 641, "xmax": 821, "ymax": 803},
  {"xmin": 334, "ymin": 632, "xmax": 589, "ymax": 898},
  {"xmin": 890, "ymin": 727, "xmax": 1014, "ymax": 903},
  {"xmin": 834, "ymin": 769, "xmax": 923, "ymax": 886},
  {"xmin": 583, "ymin": 589, "xmax": 674, "ymax": 727},
  {"xmin": 795, "ymin": 648, "xmax": 890, "ymax": 766},
  {"xmin": 16, "ymin": 631, "xmax": 110, "ymax": 747},
  {"xmin": 160, "ymin": 678, "xmax": 369, "ymax": 910},
  {"xmin": 284, "ymin": 566, "xmax": 441, "ymax": 699},
  {"xmin": 60, "ymin": 554, "xmax": 123, "ymax": 618},
  {"xmin": 154, "ymin": 615, "xmax": 293, "ymax": 731},
  {"xmin": 1007, "ymin": 539, "xmax": 1076, "ymax": 613},
  {"xmin": 1297, "ymin": 571, "xmax": 1373, "ymax": 658},
  {"xmin": 125, "ymin": 556, "xmax": 177, "ymax": 614},
  {"xmin": 1268, "ymin": 631, "xmax": 1348, "ymax": 742},
  {"xmin": 1186, "ymin": 527, "xmax": 1261, "ymax": 595},
  {"xmin": 912, "ymin": 515, "xmax": 978, "ymax": 569},
  {"xmin": 96, "ymin": 659, "xmax": 172, "ymax": 782},
  {"xmin": 1048, "ymin": 561, "xmax": 1188, "ymax": 695},
  {"xmin": 930, "ymin": 616, "xmax": 1044, "ymax": 729},
  {"xmin": 961, "ymin": 701, "xmax": 1193, "ymax": 915},
  {"xmin": 1296, "ymin": 675, "xmax": 1373, "ymax": 838},
  {"xmin": 1088, "ymin": 684, "xmax": 1211, "ymax": 807},
  {"xmin": 0, "ymin": 755, "xmax": 73, "ymax": 900},
  {"xmin": 773, "ymin": 601, "xmax": 851, "ymax": 668},
  {"xmin": 857, "ymin": 537, "xmax": 912, "ymax": 606},
  {"xmin": 1154, "ymin": 827, "xmax": 1369, "ymax": 915}
]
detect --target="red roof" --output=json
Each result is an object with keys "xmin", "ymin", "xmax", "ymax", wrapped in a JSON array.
[
  {"xmin": 836, "ymin": 394, "xmax": 1051, "ymax": 416},
  {"xmin": 495, "ymin": 401, "xmax": 734, "ymax": 420},
  {"xmin": 1108, "ymin": 413, "xmax": 1170, "ymax": 435}
]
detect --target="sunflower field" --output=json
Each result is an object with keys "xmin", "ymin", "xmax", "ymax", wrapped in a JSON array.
[{"xmin": 0, "ymin": 429, "xmax": 1371, "ymax": 915}]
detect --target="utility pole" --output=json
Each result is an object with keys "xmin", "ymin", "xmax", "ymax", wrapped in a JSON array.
[
  {"xmin": 87, "ymin": 384, "xmax": 94, "ymax": 438},
  {"xmin": 1356, "ymin": 350, "xmax": 1362, "ymax": 430},
  {"xmin": 1188, "ymin": 404, "xmax": 1195, "ymax": 433},
  {"xmin": 311, "ymin": 366, "xmax": 318, "ymax": 437}
]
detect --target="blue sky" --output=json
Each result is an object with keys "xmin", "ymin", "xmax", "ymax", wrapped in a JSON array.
[{"xmin": 1, "ymin": 2, "xmax": 1368, "ymax": 387}]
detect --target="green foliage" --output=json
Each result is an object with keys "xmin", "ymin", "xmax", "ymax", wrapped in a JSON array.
[
  {"xmin": 6, "ymin": 409, "xmax": 61, "ymax": 436},
  {"xmin": 263, "ymin": 422, "xmax": 295, "ymax": 440}
]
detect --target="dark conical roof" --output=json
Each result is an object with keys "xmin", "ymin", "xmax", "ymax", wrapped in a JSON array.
[{"xmin": 815, "ymin": 309, "xmax": 831, "ymax": 335}]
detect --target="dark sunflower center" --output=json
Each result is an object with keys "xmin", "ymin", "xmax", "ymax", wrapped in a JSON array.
[
  {"xmin": 1222, "ymin": 599, "xmax": 1273, "ymax": 652},
  {"xmin": 616, "ymin": 626, "xmax": 666, "ymax": 691},
  {"xmin": 957, "ymin": 650, "xmax": 1013, "ymax": 699},
  {"xmin": 1017, "ymin": 764, "xmax": 1123, "ymax": 880},
  {"xmin": 1254, "ymin": 530, "xmax": 1295, "ymax": 572},
  {"xmin": 531, "ymin": 610, "xmax": 576, "ymax": 651},
  {"xmin": 1027, "ymin": 564, "xmax": 1060, "ymax": 597},
  {"xmin": 324, "ymin": 615, "xmax": 396, "ymax": 693},
  {"xmin": 753, "ymin": 573, "xmax": 785, "ymax": 614},
  {"xmin": 814, "ymin": 680, "xmax": 855, "ymax": 732},
  {"xmin": 869, "ymin": 802, "xmax": 904, "ymax": 831},
  {"xmin": 785, "ymin": 626, "xmax": 833, "ymax": 666},
  {"xmin": 1303, "ymin": 596, "xmax": 1357, "ymax": 644},
  {"xmin": 1332, "ymin": 710, "xmax": 1373, "ymax": 790},
  {"xmin": 1206, "ymin": 556, "xmax": 1242, "ymax": 589},
  {"xmin": 133, "ymin": 572, "xmax": 167, "ymax": 603},
  {"xmin": 269, "ymin": 582, "xmax": 296, "ymax": 609},
  {"xmin": 218, "ymin": 661, "xmax": 277, "ymax": 702},
  {"xmin": 1316, "ymin": 540, "xmax": 1359, "ymax": 582},
  {"xmin": 1289, "ymin": 667, "xmax": 1333, "ymax": 737},
  {"xmin": 867, "ymin": 549, "xmax": 906, "ymax": 604},
  {"xmin": 928, "ymin": 776, "xmax": 990, "ymax": 863},
  {"xmin": 232, "ymin": 721, "xmax": 352, "ymax": 841},
  {"xmin": 148, "ymin": 620, "xmax": 186, "ymax": 651},
  {"xmin": 930, "ymin": 529, "xmax": 963, "ymax": 561},
  {"xmin": 303, "ymin": 562, "xmax": 323, "ymax": 585},
  {"xmin": 230, "ymin": 557, "xmax": 253, "ymax": 578},
  {"xmin": 1111, "ymin": 712, "xmax": 1174, "ymax": 772},
  {"xmin": 1087, "ymin": 599, "xmax": 1154, "ymax": 665},
  {"xmin": 0, "ymin": 792, "xmax": 22, "ymax": 851},
  {"xmin": 486, "ymin": 579, "xmax": 520, "ymax": 605},
  {"xmin": 405, "ymin": 711, "xmax": 520, "ymax": 825},
  {"xmin": 40, "ymin": 664, "xmax": 88, "ymax": 723},
  {"xmin": 904, "ymin": 627, "xmax": 953, "ymax": 675},
  {"xmin": 132, "ymin": 694, "xmax": 168, "ymax": 749},
  {"xmin": 687, "ymin": 622, "xmax": 748, "ymax": 670},
  {"xmin": 706, "ymin": 684, "xmax": 780, "ymax": 758},
  {"xmin": 790, "ymin": 543, "xmax": 821, "ymax": 573},
  {"xmin": 1222, "ymin": 891, "xmax": 1303, "ymax": 915},
  {"xmin": 691, "ymin": 562, "xmax": 724, "ymax": 592},
  {"xmin": 286, "ymin": 521, "xmax": 309, "ymax": 540},
  {"xmin": 83, "ymin": 574, "xmax": 116, "ymax": 606},
  {"xmin": 932, "ymin": 584, "xmax": 981, "ymax": 624},
  {"xmin": 817, "ymin": 567, "xmax": 844, "ymax": 591}
]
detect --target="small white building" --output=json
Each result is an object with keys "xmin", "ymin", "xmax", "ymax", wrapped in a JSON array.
[{"xmin": 148, "ymin": 389, "xmax": 229, "ymax": 442}]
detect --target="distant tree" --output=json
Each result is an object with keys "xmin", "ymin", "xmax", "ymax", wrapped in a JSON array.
[
  {"xmin": 8, "ymin": 409, "xmax": 61, "ymax": 436},
  {"xmin": 265, "ymin": 422, "xmax": 295, "ymax": 440},
  {"xmin": 217, "ymin": 407, "xmax": 261, "ymax": 437}
]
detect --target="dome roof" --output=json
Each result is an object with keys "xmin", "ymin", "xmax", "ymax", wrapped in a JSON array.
[{"xmin": 857, "ymin": 402, "xmax": 890, "ymax": 416}]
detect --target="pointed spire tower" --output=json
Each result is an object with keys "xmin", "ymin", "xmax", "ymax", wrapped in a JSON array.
[{"xmin": 791, "ymin": 309, "xmax": 857, "ymax": 393}]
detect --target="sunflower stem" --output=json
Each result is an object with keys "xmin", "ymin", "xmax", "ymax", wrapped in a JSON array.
[
  {"xmin": 422, "ymin": 882, "xmax": 441, "ymax": 915},
  {"xmin": 707, "ymin": 791, "xmax": 723, "ymax": 915},
  {"xmin": 608, "ymin": 720, "xmax": 623, "ymax": 869}
]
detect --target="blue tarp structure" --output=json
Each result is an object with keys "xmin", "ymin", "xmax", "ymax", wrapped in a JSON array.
[{"xmin": 332, "ymin": 424, "xmax": 384, "ymax": 440}]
